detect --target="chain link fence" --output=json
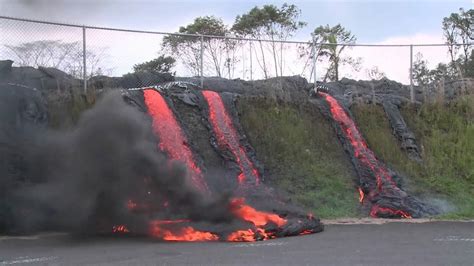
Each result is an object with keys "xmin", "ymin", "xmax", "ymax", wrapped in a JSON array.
[{"xmin": 1, "ymin": 16, "xmax": 471, "ymax": 102}]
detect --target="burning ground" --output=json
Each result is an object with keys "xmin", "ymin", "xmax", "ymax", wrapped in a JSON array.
[
  {"xmin": 0, "ymin": 84, "xmax": 322, "ymax": 241},
  {"xmin": 1, "ymin": 69, "xmax": 473, "ymax": 240}
]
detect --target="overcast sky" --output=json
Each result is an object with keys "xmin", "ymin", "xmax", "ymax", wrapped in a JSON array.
[
  {"xmin": 0, "ymin": 0, "xmax": 472, "ymax": 83},
  {"xmin": 1, "ymin": 0, "xmax": 471, "ymax": 42}
]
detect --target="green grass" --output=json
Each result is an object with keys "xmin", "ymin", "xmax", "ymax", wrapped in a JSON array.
[
  {"xmin": 352, "ymin": 96, "xmax": 474, "ymax": 218},
  {"xmin": 237, "ymin": 98, "xmax": 359, "ymax": 219},
  {"xmin": 47, "ymin": 89, "xmax": 97, "ymax": 129}
]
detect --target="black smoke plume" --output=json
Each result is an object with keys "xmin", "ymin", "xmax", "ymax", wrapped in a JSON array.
[{"xmin": 3, "ymin": 91, "xmax": 233, "ymax": 234}]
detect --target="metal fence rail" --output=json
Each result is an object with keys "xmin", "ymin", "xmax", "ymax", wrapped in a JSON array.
[{"xmin": 1, "ymin": 15, "xmax": 472, "ymax": 102}]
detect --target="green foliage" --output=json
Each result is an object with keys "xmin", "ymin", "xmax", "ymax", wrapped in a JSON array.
[
  {"xmin": 133, "ymin": 55, "xmax": 176, "ymax": 74},
  {"xmin": 442, "ymin": 8, "xmax": 473, "ymax": 65},
  {"xmin": 237, "ymin": 98, "xmax": 359, "ymax": 218},
  {"xmin": 352, "ymin": 97, "xmax": 474, "ymax": 218},
  {"xmin": 232, "ymin": 3, "xmax": 306, "ymax": 78},
  {"xmin": 47, "ymin": 90, "xmax": 96, "ymax": 129},
  {"xmin": 163, "ymin": 16, "xmax": 237, "ymax": 77},
  {"xmin": 412, "ymin": 53, "xmax": 460, "ymax": 85},
  {"xmin": 232, "ymin": 3, "xmax": 306, "ymax": 38},
  {"xmin": 311, "ymin": 24, "xmax": 359, "ymax": 81}
]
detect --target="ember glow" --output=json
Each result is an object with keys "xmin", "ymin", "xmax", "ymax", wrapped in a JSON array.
[
  {"xmin": 202, "ymin": 90, "xmax": 260, "ymax": 185},
  {"xmin": 143, "ymin": 89, "xmax": 208, "ymax": 192},
  {"xmin": 370, "ymin": 205, "xmax": 412, "ymax": 219},
  {"xmin": 320, "ymin": 92, "xmax": 411, "ymax": 218},
  {"xmin": 149, "ymin": 220, "xmax": 219, "ymax": 241},
  {"xmin": 358, "ymin": 187, "xmax": 365, "ymax": 203},
  {"xmin": 112, "ymin": 225, "xmax": 130, "ymax": 233},
  {"xmin": 230, "ymin": 198, "xmax": 286, "ymax": 227},
  {"xmin": 109, "ymin": 88, "xmax": 322, "ymax": 242}
]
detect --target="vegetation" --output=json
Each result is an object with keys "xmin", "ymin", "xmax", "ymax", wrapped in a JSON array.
[
  {"xmin": 413, "ymin": 8, "xmax": 473, "ymax": 85},
  {"xmin": 4, "ymin": 40, "xmax": 108, "ymax": 78},
  {"xmin": 163, "ymin": 16, "xmax": 238, "ymax": 77},
  {"xmin": 133, "ymin": 55, "xmax": 176, "ymax": 74},
  {"xmin": 237, "ymin": 98, "xmax": 359, "ymax": 218},
  {"xmin": 311, "ymin": 24, "xmax": 360, "ymax": 82},
  {"xmin": 232, "ymin": 3, "xmax": 306, "ymax": 78},
  {"xmin": 352, "ymin": 96, "xmax": 474, "ymax": 218},
  {"xmin": 47, "ymin": 89, "xmax": 96, "ymax": 129}
]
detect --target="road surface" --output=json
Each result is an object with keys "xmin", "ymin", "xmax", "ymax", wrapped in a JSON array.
[{"xmin": 1, "ymin": 222, "xmax": 473, "ymax": 265}]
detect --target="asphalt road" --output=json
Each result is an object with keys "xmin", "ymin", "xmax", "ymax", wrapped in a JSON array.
[{"xmin": 1, "ymin": 222, "xmax": 473, "ymax": 265}]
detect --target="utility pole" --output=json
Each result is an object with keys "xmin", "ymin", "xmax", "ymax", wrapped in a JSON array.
[
  {"xmin": 312, "ymin": 34, "xmax": 317, "ymax": 91},
  {"xmin": 200, "ymin": 34, "xmax": 204, "ymax": 88},
  {"xmin": 249, "ymin": 41, "xmax": 253, "ymax": 81},
  {"xmin": 82, "ymin": 26, "xmax": 87, "ymax": 93},
  {"xmin": 410, "ymin": 44, "xmax": 414, "ymax": 103}
]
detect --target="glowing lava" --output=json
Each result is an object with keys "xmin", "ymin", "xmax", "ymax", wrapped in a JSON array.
[
  {"xmin": 149, "ymin": 220, "xmax": 219, "ymax": 241},
  {"xmin": 230, "ymin": 198, "xmax": 286, "ymax": 227},
  {"xmin": 319, "ymin": 92, "xmax": 411, "ymax": 218},
  {"xmin": 202, "ymin": 90, "xmax": 260, "ymax": 185},
  {"xmin": 143, "ymin": 89, "xmax": 208, "ymax": 192},
  {"xmin": 112, "ymin": 225, "xmax": 130, "ymax": 233},
  {"xmin": 370, "ymin": 206, "xmax": 412, "ymax": 219},
  {"xmin": 358, "ymin": 187, "xmax": 365, "ymax": 203}
]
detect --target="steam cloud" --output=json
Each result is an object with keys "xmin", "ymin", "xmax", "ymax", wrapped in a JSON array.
[{"xmin": 3, "ymin": 91, "xmax": 233, "ymax": 234}]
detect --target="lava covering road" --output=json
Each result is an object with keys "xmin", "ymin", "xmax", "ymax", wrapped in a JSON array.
[{"xmin": 112, "ymin": 88, "xmax": 323, "ymax": 242}]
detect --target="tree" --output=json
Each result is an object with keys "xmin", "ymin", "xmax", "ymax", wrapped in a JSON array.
[
  {"xmin": 133, "ymin": 55, "xmax": 176, "ymax": 74},
  {"xmin": 232, "ymin": 3, "xmax": 306, "ymax": 78},
  {"xmin": 4, "ymin": 40, "xmax": 108, "ymax": 78},
  {"xmin": 414, "ymin": 8, "xmax": 473, "ymax": 85},
  {"xmin": 412, "ymin": 53, "xmax": 458, "ymax": 86},
  {"xmin": 366, "ymin": 66, "xmax": 386, "ymax": 104},
  {"xmin": 312, "ymin": 24, "xmax": 359, "ymax": 81},
  {"xmin": 442, "ymin": 8, "xmax": 473, "ymax": 69},
  {"xmin": 163, "ymin": 16, "xmax": 237, "ymax": 78}
]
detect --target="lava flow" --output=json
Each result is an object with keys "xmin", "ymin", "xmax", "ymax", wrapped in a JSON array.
[
  {"xmin": 202, "ymin": 90, "xmax": 260, "ymax": 185},
  {"xmin": 149, "ymin": 220, "xmax": 219, "ymax": 241},
  {"xmin": 143, "ymin": 89, "xmax": 208, "ymax": 192},
  {"xmin": 319, "ymin": 92, "xmax": 412, "ymax": 218},
  {"xmin": 110, "ymin": 88, "xmax": 323, "ymax": 242}
]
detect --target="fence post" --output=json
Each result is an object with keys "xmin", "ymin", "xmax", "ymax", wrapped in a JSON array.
[
  {"xmin": 311, "ymin": 34, "xmax": 317, "ymax": 89},
  {"xmin": 82, "ymin": 26, "xmax": 87, "ymax": 93},
  {"xmin": 249, "ymin": 41, "xmax": 253, "ymax": 81},
  {"xmin": 200, "ymin": 34, "xmax": 204, "ymax": 88},
  {"xmin": 409, "ymin": 44, "xmax": 414, "ymax": 103}
]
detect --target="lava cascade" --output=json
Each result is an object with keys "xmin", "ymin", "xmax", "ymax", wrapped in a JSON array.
[
  {"xmin": 319, "ymin": 92, "xmax": 412, "ymax": 218},
  {"xmin": 202, "ymin": 90, "xmax": 260, "ymax": 185},
  {"xmin": 117, "ymin": 88, "xmax": 320, "ymax": 242},
  {"xmin": 143, "ymin": 89, "xmax": 208, "ymax": 192}
]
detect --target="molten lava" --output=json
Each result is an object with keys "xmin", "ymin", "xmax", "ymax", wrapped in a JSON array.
[
  {"xmin": 370, "ymin": 205, "xmax": 412, "ymax": 219},
  {"xmin": 230, "ymin": 198, "xmax": 286, "ymax": 227},
  {"xmin": 110, "ymin": 88, "xmax": 323, "ymax": 242},
  {"xmin": 149, "ymin": 220, "xmax": 219, "ymax": 241},
  {"xmin": 358, "ymin": 187, "xmax": 365, "ymax": 203},
  {"xmin": 143, "ymin": 89, "xmax": 208, "ymax": 192},
  {"xmin": 202, "ymin": 90, "xmax": 260, "ymax": 185},
  {"xmin": 227, "ymin": 229, "xmax": 257, "ymax": 242},
  {"xmin": 112, "ymin": 225, "xmax": 130, "ymax": 233},
  {"xmin": 319, "ymin": 92, "xmax": 411, "ymax": 218}
]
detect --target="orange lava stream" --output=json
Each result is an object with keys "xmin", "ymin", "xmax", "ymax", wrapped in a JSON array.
[
  {"xmin": 358, "ymin": 187, "xmax": 365, "ymax": 203},
  {"xmin": 143, "ymin": 89, "xmax": 209, "ymax": 193},
  {"xmin": 149, "ymin": 220, "xmax": 218, "ymax": 241},
  {"xmin": 230, "ymin": 198, "xmax": 287, "ymax": 227},
  {"xmin": 202, "ymin": 90, "xmax": 260, "ymax": 185}
]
